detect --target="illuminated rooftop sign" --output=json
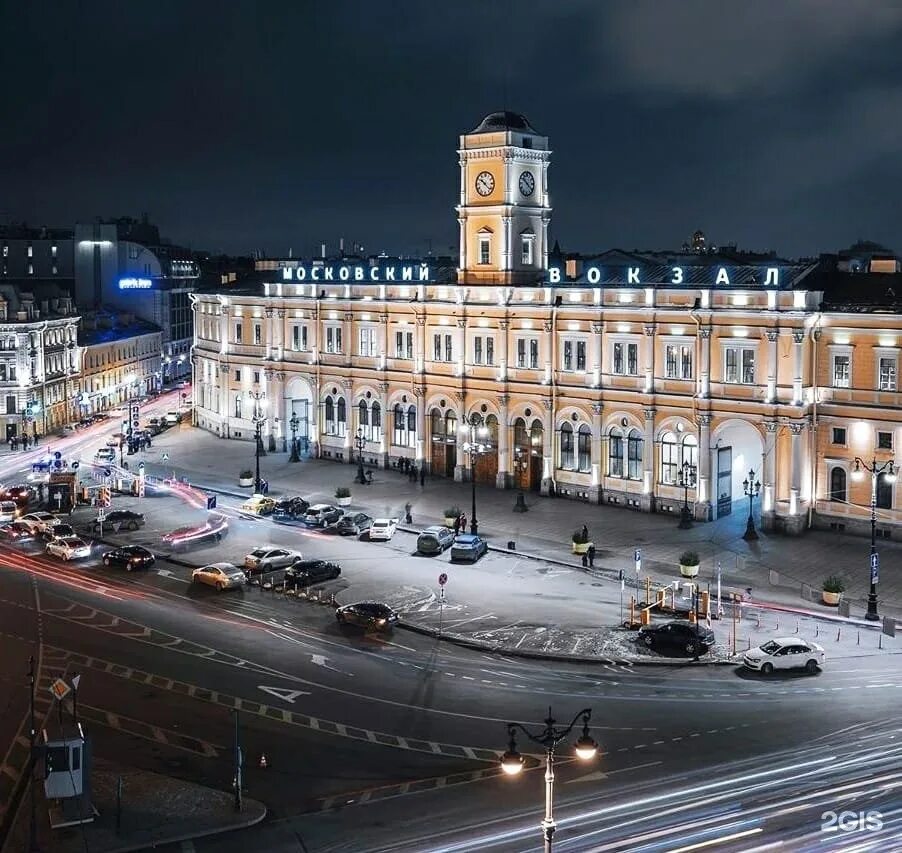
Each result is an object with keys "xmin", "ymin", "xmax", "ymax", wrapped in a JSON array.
[
  {"xmin": 280, "ymin": 263, "xmax": 431, "ymax": 283},
  {"xmin": 119, "ymin": 277, "xmax": 153, "ymax": 290},
  {"xmin": 547, "ymin": 265, "xmax": 788, "ymax": 287}
]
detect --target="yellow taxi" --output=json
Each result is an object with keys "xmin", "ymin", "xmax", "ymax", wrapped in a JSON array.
[{"xmin": 239, "ymin": 494, "xmax": 277, "ymax": 516}]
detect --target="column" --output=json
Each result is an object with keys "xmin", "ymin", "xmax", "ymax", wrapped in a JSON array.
[
  {"xmin": 696, "ymin": 414, "xmax": 712, "ymax": 520},
  {"xmin": 456, "ymin": 318, "xmax": 467, "ymax": 377},
  {"xmin": 497, "ymin": 319, "xmax": 509, "ymax": 381},
  {"xmin": 788, "ymin": 420, "xmax": 804, "ymax": 515},
  {"xmin": 699, "ymin": 327, "xmax": 711, "ymax": 398},
  {"xmin": 341, "ymin": 378, "xmax": 354, "ymax": 461},
  {"xmin": 264, "ymin": 308, "xmax": 275, "ymax": 360},
  {"xmin": 762, "ymin": 419, "xmax": 778, "ymax": 519},
  {"xmin": 792, "ymin": 330, "xmax": 804, "ymax": 404},
  {"xmin": 543, "ymin": 320, "xmax": 553, "ymax": 384},
  {"xmin": 540, "ymin": 396, "xmax": 554, "ymax": 496},
  {"xmin": 415, "ymin": 315, "xmax": 426, "ymax": 375},
  {"xmin": 308, "ymin": 378, "xmax": 320, "ymax": 458},
  {"xmin": 501, "ymin": 215, "xmax": 512, "ymax": 271},
  {"xmin": 643, "ymin": 324, "xmax": 656, "ymax": 394},
  {"xmin": 641, "ymin": 407, "xmax": 656, "ymax": 511},
  {"xmin": 270, "ymin": 370, "xmax": 287, "ymax": 452},
  {"xmin": 496, "ymin": 394, "xmax": 510, "ymax": 489},
  {"xmin": 379, "ymin": 381, "xmax": 390, "ymax": 468},
  {"xmin": 765, "ymin": 329, "xmax": 778, "ymax": 403},
  {"xmin": 414, "ymin": 385, "xmax": 426, "ymax": 463},
  {"xmin": 589, "ymin": 402, "xmax": 603, "ymax": 503},
  {"xmin": 379, "ymin": 312, "xmax": 389, "ymax": 371},
  {"xmin": 218, "ymin": 364, "xmax": 230, "ymax": 436},
  {"xmin": 343, "ymin": 312, "xmax": 354, "ymax": 368},
  {"xmin": 591, "ymin": 322, "xmax": 603, "ymax": 388},
  {"xmin": 453, "ymin": 392, "xmax": 467, "ymax": 482}
]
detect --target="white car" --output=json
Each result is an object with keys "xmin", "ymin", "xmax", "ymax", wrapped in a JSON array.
[
  {"xmin": 46, "ymin": 537, "xmax": 92, "ymax": 561},
  {"xmin": 0, "ymin": 501, "xmax": 18, "ymax": 523},
  {"xmin": 20, "ymin": 512, "xmax": 58, "ymax": 534},
  {"xmin": 368, "ymin": 518, "xmax": 398, "ymax": 541},
  {"xmin": 743, "ymin": 637, "xmax": 826, "ymax": 674},
  {"xmin": 192, "ymin": 562, "xmax": 247, "ymax": 591},
  {"xmin": 244, "ymin": 547, "xmax": 301, "ymax": 573},
  {"xmin": 94, "ymin": 447, "xmax": 116, "ymax": 463}
]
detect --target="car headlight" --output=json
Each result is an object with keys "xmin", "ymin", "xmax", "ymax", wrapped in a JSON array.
[{"xmin": 377, "ymin": 618, "xmax": 386, "ymax": 625}]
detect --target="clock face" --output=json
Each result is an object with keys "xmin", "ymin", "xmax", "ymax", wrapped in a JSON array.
[
  {"xmin": 475, "ymin": 171, "xmax": 495, "ymax": 196},
  {"xmin": 519, "ymin": 171, "xmax": 535, "ymax": 197}
]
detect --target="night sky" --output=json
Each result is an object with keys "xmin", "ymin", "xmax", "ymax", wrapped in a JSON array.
[{"xmin": 3, "ymin": 1, "xmax": 902, "ymax": 259}]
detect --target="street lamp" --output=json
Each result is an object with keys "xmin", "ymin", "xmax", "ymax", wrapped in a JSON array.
[
  {"xmin": 354, "ymin": 427, "xmax": 367, "ymax": 484},
  {"xmin": 461, "ymin": 413, "xmax": 491, "ymax": 535},
  {"xmin": 742, "ymin": 469, "xmax": 761, "ymax": 541},
  {"xmin": 852, "ymin": 457, "xmax": 895, "ymax": 621},
  {"xmin": 677, "ymin": 462, "xmax": 696, "ymax": 529},
  {"xmin": 249, "ymin": 386, "xmax": 267, "ymax": 493},
  {"xmin": 288, "ymin": 412, "xmax": 300, "ymax": 463},
  {"xmin": 500, "ymin": 707, "xmax": 598, "ymax": 853}
]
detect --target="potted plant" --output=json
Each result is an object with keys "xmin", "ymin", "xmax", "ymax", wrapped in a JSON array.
[
  {"xmin": 444, "ymin": 506, "xmax": 461, "ymax": 527},
  {"xmin": 571, "ymin": 528, "xmax": 591, "ymax": 555},
  {"xmin": 822, "ymin": 574, "xmax": 845, "ymax": 606},
  {"xmin": 679, "ymin": 550, "xmax": 700, "ymax": 578},
  {"xmin": 335, "ymin": 486, "xmax": 352, "ymax": 507},
  {"xmin": 238, "ymin": 469, "xmax": 254, "ymax": 487}
]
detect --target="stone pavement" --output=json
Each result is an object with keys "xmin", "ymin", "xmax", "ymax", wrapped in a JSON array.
[{"xmin": 143, "ymin": 425, "xmax": 902, "ymax": 622}]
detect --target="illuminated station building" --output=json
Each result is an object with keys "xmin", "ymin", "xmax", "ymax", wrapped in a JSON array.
[{"xmin": 191, "ymin": 112, "xmax": 902, "ymax": 536}]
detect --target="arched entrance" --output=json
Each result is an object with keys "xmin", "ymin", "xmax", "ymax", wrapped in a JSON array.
[
  {"xmin": 430, "ymin": 408, "xmax": 457, "ymax": 477},
  {"xmin": 513, "ymin": 417, "xmax": 544, "ymax": 491},
  {"xmin": 473, "ymin": 414, "xmax": 499, "ymax": 485},
  {"xmin": 711, "ymin": 419, "xmax": 764, "ymax": 519},
  {"xmin": 284, "ymin": 376, "xmax": 314, "ymax": 453}
]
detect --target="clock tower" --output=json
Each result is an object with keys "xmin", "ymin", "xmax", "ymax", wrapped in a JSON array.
[{"xmin": 457, "ymin": 111, "xmax": 551, "ymax": 285}]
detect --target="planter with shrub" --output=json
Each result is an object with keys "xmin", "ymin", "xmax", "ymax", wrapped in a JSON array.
[
  {"xmin": 679, "ymin": 550, "xmax": 700, "ymax": 578},
  {"xmin": 444, "ymin": 506, "xmax": 461, "ymax": 527},
  {"xmin": 335, "ymin": 486, "xmax": 352, "ymax": 507},
  {"xmin": 238, "ymin": 470, "xmax": 254, "ymax": 487},
  {"xmin": 822, "ymin": 574, "xmax": 845, "ymax": 606},
  {"xmin": 571, "ymin": 528, "xmax": 592, "ymax": 555}
]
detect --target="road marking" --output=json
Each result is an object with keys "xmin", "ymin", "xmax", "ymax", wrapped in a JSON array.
[
  {"xmin": 311, "ymin": 654, "xmax": 353, "ymax": 676},
  {"xmin": 257, "ymin": 686, "xmax": 312, "ymax": 704}
]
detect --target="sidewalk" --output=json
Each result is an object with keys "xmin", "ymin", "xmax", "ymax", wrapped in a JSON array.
[
  {"xmin": 3, "ymin": 758, "xmax": 265, "ymax": 853},
  {"xmin": 143, "ymin": 425, "xmax": 902, "ymax": 621}
]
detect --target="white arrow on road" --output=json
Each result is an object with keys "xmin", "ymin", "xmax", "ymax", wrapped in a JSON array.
[
  {"xmin": 311, "ymin": 654, "xmax": 353, "ymax": 676},
  {"xmin": 257, "ymin": 685, "xmax": 311, "ymax": 704},
  {"xmin": 565, "ymin": 770, "xmax": 608, "ymax": 784}
]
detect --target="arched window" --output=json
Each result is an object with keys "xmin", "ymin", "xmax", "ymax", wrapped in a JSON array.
[
  {"xmin": 627, "ymin": 429, "xmax": 642, "ymax": 480},
  {"xmin": 445, "ymin": 410, "xmax": 457, "ymax": 444},
  {"xmin": 609, "ymin": 427, "xmax": 624, "ymax": 478},
  {"xmin": 559, "ymin": 423, "xmax": 574, "ymax": 470},
  {"xmin": 681, "ymin": 434, "xmax": 698, "ymax": 471},
  {"xmin": 431, "ymin": 409, "xmax": 444, "ymax": 440},
  {"xmin": 830, "ymin": 467, "xmax": 847, "ymax": 503},
  {"xmin": 407, "ymin": 405, "xmax": 416, "ymax": 435},
  {"xmin": 359, "ymin": 400, "xmax": 369, "ymax": 438},
  {"xmin": 660, "ymin": 432, "xmax": 678, "ymax": 484},
  {"xmin": 393, "ymin": 403, "xmax": 404, "ymax": 445},
  {"xmin": 578, "ymin": 425, "xmax": 591, "ymax": 472},
  {"xmin": 371, "ymin": 402, "xmax": 382, "ymax": 441},
  {"xmin": 336, "ymin": 397, "xmax": 347, "ymax": 436},
  {"xmin": 324, "ymin": 396, "xmax": 335, "ymax": 435},
  {"xmin": 877, "ymin": 471, "xmax": 893, "ymax": 510},
  {"xmin": 234, "ymin": 395, "xmax": 242, "ymax": 419}
]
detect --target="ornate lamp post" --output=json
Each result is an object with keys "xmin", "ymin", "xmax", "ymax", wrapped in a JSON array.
[
  {"xmin": 288, "ymin": 412, "xmax": 300, "ymax": 463},
  {"xmin": 852, "ymin": 457, "xmax": 896, "ymax": 621},
  {"xmin": 461, "ymin": 413, "xmax": 491, "ymax": 534},
  {"xmin": 742, "ymin": 469, "xmax": 761, "ymax": 541},
  {"xmin": 249, "ymin": 386, "xmax": 267, "ymax": 493},
  {"xmin": 500, "ymin": 707, "xmax": 599, "ymax": 853},
  {"xmin": 677, "ymin": 461, "xmax": 696, "ymax": 529},
  {"xmin": 354, "ymin": 427, "xmax": 367, "ymax": 484}
]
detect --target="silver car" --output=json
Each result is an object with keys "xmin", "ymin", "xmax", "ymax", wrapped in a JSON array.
[
  {"xmin": 192, "ymin": 562, "xmax": 246, "ymax": 591},
  {"xmin": 244, "ymin": 547, "xmax": 301, "ymax": 573}
]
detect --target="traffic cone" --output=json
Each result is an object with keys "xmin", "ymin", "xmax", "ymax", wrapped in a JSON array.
[{"xmin": 259, "ymin": 753, "xmax": 268, "ymax": 769}]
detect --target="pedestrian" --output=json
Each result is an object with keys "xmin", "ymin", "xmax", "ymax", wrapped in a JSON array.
[
  {"xmin": 410, "ymin": 464, "xmax": 417, "ymax": 483},
  {"xmin": 581, "ymin": 523, "xmax": 589, "ymax": 542},
  {"xmin": 460, "ymin": 512, "xmax": 467, "ymax": 533},
  {"xmin": 10, "ymin": 436, "xmax": 16, "ymax": 452},
  {"xmin": 365, "ymin": 470, "xmax": 373, "ymax": 484},
  {"xmin": 22, "ymin": 434, "xmax": 28, "ymax": 450},
  {"xmin": 419, "ymin": 466, "xmax": 425, "ymax": 487},
  {"xmin": 404, "ymin": 502, "xmax": 412, "ymax": 524},
  {"xmin": 453, "ymin": 515, "xmax": 461, "ymax": 536},
  {"xmin": 587, "ymin": 543, "xmax": 596, "ymax": 569}
]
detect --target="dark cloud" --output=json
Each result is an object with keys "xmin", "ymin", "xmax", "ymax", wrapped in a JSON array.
[{"xmin": 2, "ymin": 0, "xmax": 902, "ymax": 256}]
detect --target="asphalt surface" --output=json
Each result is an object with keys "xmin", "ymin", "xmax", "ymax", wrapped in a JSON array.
[{"xmin": 1, "ymin": 391, "xmax": 900, "ymax": 852}]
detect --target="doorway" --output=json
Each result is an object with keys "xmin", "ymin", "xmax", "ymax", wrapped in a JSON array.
[{"xmin": 717, "ymin": 446, "xmax": 732, "ymax": 517}]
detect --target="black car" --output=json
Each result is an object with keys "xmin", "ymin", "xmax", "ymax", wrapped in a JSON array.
[
  {"xmin": 272, "ymin": 496, "xmax": 309, "ymax": 520},
  {"xmin": 1, "ymin": 485, "xmax": 34, "ymax": 507},
  {"xmin": 91, "ymin": 510, "xmax": 145, "ymax": 533},
  {"xmin": 330, "ymin": 512, "xmax": 373, "ymax": 536},
  {"xmin": 0, "ymin": 521, "xmax": 35, "ymax": 541},
  {"xmin": 336, "ymin": 601, "xmax": 399, "ymax": 632},
  {"xmin": 43, "ymin": 523, "xmax": 76, "ymax": 541},
  {"xmin": 102, "ymin": 545, "xmax": 156, "ymax": 571},
  {"xmin": 285, "ymin": 559, "xmax": 342, "ymax": 587},
  {"xmin": 638, "ymin": 621, "xmax": 716, "ymax": 657}
]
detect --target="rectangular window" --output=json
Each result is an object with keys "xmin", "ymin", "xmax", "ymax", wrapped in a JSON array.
[
  {"xmin": 5, "ymin": 395, "xmax": 16, "ymax": 414},
  {"xmin": 395, "ymin": 331, "xmax": 413, "ymax": 358},
  {"xmin": 517, "ymin": 339, "xmax": 526, "ymax": 368},
  {"xmin": 742, "ymin": 349, "xmax": 755, "ymax": 384},
  {"xmin": 878, "ymin": 431, "xmax": 893, "ymax": 450},
  {"xmin": 291, "ymin": 325, "xmax": 306, "ymax": 351},
  {"xmin": 486, "ymin": 337, "xmax": 494, "ymax": 366},
  {"xmin": 254, "ymin": 324, "xmax": 262, "ymax": 345},
  {"xmin": 563, "ymin": 340, "xmax": 573, "ymax": 371},
  {"xmin": 253, "ymin": 371, "xmax": 260, "ymax": 384},
  {"xmin": 529, "ymin": 339, "xmax": 538, "ymax": 368},
  {"xmin": 832, "ymin": 427, "xmax": 846, "ymax": 445},
  {"xmin": 613, "ymin": 342, "xmax": 639, "ymax": 376},
  {"xmin": 576, "ymin": 341, "xmax": 586, "ymax": 371},
  {"xmin": 521, "ymin": 236, "xmax": 533, "ymax": 266},
  {"xmin": 444, "ymin": 334, "xmax": 453, "ymax": 363},
  {"xmin": 681, "ymin": 345, "xmax": 693, "ymax": 379},
  {"xmin": 879, "ymin": 356, "xmax": 897, "ymax": 391},
  {"xmin": 474, "ymin": 337, "xmax": 483, "ymax": 365},
  {"xmin": 325, "ymin": 326, "xmax": 342, "ymax": 354},
  {"xmin": 725, "ymin": 347, "xmax": 755, "ymax": 384},
  {"xmin": 479, "ymin": 235, "xmax": 491, "ymax": 265},
  {"xmin": 665, "ymin": 345, "xmax": 678, "ymax": 378},
  {"xmin": 234, "ymin": 369, "xmax": 240, "ymax": 381},
  {"xmin": 627, "ymin": 343, "xmax": 638, "ymax": 375},
  {"xmin": 433, "ymin": 334, "xmax": 441, "ymax": 361},
  {"xmin": 234, "ymin": 323, "xmax": 242, "ymax": 343},
  {"xmin": 832, "ymin": 354, "xmax": 850, "ymax": 388},
  {"xmin": 358, "ymin": 327, "xmax": 376, "ymax": 357}
]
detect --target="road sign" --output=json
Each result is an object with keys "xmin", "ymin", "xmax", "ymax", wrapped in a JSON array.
[
  {"xmin": 438, "ymin": 572, "xmax": 448, "ymax": 586},
  {"xmin": 206, "ymin": 495, "xmax": 217, "ymax": 510},
  {"xmin": 103, "ymin": 467, "xmax": 111, "ymax": 478},
  {"xmin": 54, "ymin": 451, "xmax": 62, "ymax": 460},
  {"xmin": 871, "ymin": 552, "xmax": 879, "ymax": 584},
  {"xmin": 49, "ymin": 678, "xmax": 71, "ymax": 701},
  {"xmin": 634, "ymin": 548, "xmax": 641, "ymax": 574},
  {"xmin": 161, "ymin": 453, "xmax": 169, "ymax": 461}
]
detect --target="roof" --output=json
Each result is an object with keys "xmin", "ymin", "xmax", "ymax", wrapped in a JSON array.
[
  {"xmin": 814, "ymin": 268, "xmax": 902, "ymax": 312},
  {"xmin": 80, "ymin": 316, "xmax": 162, "ymax": 345},
  {"xmin": 470, "ymin": 111, "xmax": 538, "ymax": 134}
]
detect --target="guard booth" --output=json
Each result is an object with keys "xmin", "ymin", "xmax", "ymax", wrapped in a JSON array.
[
  {"xmin": 48, "ymin": 471, "xmax": 78, "ymax": 513},
  {"xmin": 42, "ymin": 722, "xmax": 94, "ymax": 827}
]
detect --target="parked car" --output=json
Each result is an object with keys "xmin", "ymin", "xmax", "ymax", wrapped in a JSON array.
[
  {"xmin": 106, "ymin": 433, "xmax": 126, "ymax": 448},
  {"xmin": 286, "ymin": 559, "xmax": 342, "ymax": 587},
  {"xmin": 1, "ymin": 484, "xmax": 34, "ymax": 506},
  {"xmin": 416, "ymin": 525, "xmax": 454, "ymax": 555},
  {"xmin": 163, "ymin": 411, "xmax": 182, "ymax": 425},
  {"xmin": 56, "ymin": 424, "xmax": 77, "ymax": 437},
  {"xmin": 20, "ymin": 512, "xmax": 58, "ymax": 535},
  {"xmin": 162, "ymin": 515, "xmax": 228, "ymax": 550},
  {"xmin": 146, "ymin": 418, "xmax": 166, "ymax": 435},
  {"xmin": 91, "ymin": 510, "xmax": 145, "ymax": 533},
  {"xmin": 368, "ymin": 518, "xmax": 398, "ymax": 541},
  {"xmin": 336, "ymin": 601, "xmax": 399, "ymax": 632},
  {"xmin": 449, "ymin": 533, "xmax": 488, "ymax": 562},
  {"xmin": 102, "ymin": 545, "xmax": 156, "ymax": 571},
  {"xmin": 43, "ymin": 522, "xmax": 76, "ymax": 542},
  {"xmin": 743, "ymin": 638, "xmax": 826, "ymax": 675},
  {"xmin": 330, "ymin": 513, "xmax": 373, "ymax": 536},
  {"xmin": 94, "ymin": 447, "xmax": 116, "ymax": 463},
  {"xmin": 0, "ymin": 501, "xmax": 19, "ymax": 523},
  {"xmin": 244, "ymin": 547, "xmax": 301, "ymax": 573},
  {"xmin": 0, "ymin": 521, "xmax": 35, "ymax": 541},
  {"xmin": 191, "ymin": 562, "xmax": 246, "ymax": 591},
  {"xmin": 302, "ymin": 504, "xmax": 343, "ymax": 527},
  {"xmin": 272, "ymin": 496, "xmax": 309, "ymax": 518},
  {"xmin": 638, "ymin": 621, "xmax": 716, "ymax": 657},
  {"xmin": 239, "ymin": 495, "xmax": 277, "ymax": 516},
  {"xmin": 46, "ymin": 537, "xmax": 92, "ymax": 561}
]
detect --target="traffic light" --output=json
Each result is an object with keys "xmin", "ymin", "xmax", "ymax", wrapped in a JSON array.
[{"xmin": 98, "ymin": 486, "xmax": 111, "ymax": 507}]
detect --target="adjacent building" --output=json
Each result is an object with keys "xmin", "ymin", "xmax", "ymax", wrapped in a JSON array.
[{"xmin": 190, "ymin": 111, "xmax": 902, "ymax": 537}]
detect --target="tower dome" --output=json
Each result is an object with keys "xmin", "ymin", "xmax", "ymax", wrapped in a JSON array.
[{"xmin": 470, "ymin": 111, "xmax": 538, "ymax": 134}]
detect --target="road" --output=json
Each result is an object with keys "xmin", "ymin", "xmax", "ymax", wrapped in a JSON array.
[{"xmin": 0, "ymin": 391, "xmax": 900, "ymax": 852}]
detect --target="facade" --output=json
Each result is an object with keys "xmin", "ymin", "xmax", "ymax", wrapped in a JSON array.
[
  {"xmin": 76, "ymin": 313, "xmax": 163, "ymax": 417},
  {"xmin": 74, "ymin": 218, "xmax": 198, "ymax": 382},
  {"xmin": 1, "ymin": 224, "xmax": 74, "ymax": 284},
  {"xmin": 0, "ymin": 285, "xmax": 80, "ymax": 442},
  {"xmin": 191, "ymin": 111, "xmax": 902, "ymax": 537}
]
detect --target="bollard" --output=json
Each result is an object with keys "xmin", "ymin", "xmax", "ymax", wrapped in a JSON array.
[
  {"xmin": 756, "ymin": 612, "xmax": 761, "ymax": 629},
  {"xmin": 816, "ymin": 624, "xmax": 819, "ymax": 637},
  {"xmin": 879, "ymin": 633, "xmax": 883, "ymax": 650},
  {"xmin": 836, "ymin": 627, "xmax": 841, "ymax": 642},
  {"xmin": 775, "ymin": 618, "xmax": 779, "ymax": 632},
  {"xmin": 747, "ymin": 636, "xmax": 751, "ymax": 650},
  {"xmin": 795, "ymin": 620, "xmax": 799, "ymax": 634},
  {"xmin": 857, "ymin": 631, "xmax": 860, "ymax": 646}
]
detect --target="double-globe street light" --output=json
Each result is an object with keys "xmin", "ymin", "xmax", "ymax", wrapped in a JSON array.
[
  {"xmin": 288, "ymin": 412, "xmax": 301, "ymax": 463},
  {"xmin": 462, "ymin": 413, "xmax": 491, "ymax": 535},
  {"xmin": 500, "ymin": 707, "xmax": 599, "ymax": 853},
  {"xmin": 354, "ymin": 427, "xmax": 367, "ymax": 484},
  {"xmin": 742, "ymin": 469, "xmax": 761, "ymax": 541},
  {"xmin": 248, "ymin": 386, "xmax": 267, "ymax": 494},
  {"xmin": 852, "ymin": 456, "xmax": 896, "ymax": 622},
  {"xmin": 677, "ymin": 461, "xmax": 696, "ymax": 529}
]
